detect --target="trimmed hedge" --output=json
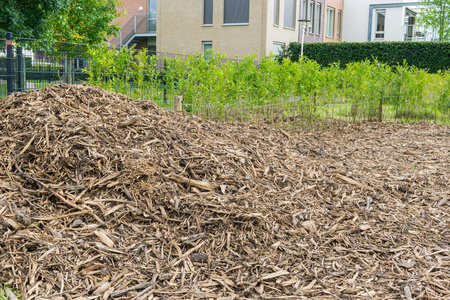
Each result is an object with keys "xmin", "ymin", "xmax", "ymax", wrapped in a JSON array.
[{"xmin": 278, "ymin": 42, "xmax": 450, "ymax": 73}]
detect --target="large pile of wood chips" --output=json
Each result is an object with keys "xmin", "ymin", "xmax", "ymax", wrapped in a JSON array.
[{"xmin": 0, "ymin": 84, "xmax": 448, "ymax": 299}]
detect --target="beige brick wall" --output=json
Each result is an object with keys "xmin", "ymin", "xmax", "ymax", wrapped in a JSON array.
[
  {"xmin": 159, "ymin": 0, "xmax": 266, "ymax": 58},
  {"xmin": 114, "ymin": 0, "xmax": 302, "ymax": 58}
]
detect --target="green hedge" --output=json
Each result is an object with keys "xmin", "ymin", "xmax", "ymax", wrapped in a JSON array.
[
  {"xmin": 0, "ymin": 65, "xmax": 88, "ymax": 82},
  {"xmin": 23, "ymin": 67, "xmax": 88, "ymax": 81},
  {"xmin": 279, "ymin": 42, "xmax": 450, "ymax": 73},
  {"xmin": 0, "ymin": 56, "xmax": 33, "ymax": 69}
]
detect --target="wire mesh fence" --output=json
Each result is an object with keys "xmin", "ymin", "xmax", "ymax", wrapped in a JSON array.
[
  {"xmin": 0, "ymin": 38, "xmax": 8, "ymax": 96},
  {"xmin": 2, "ymin": 33, "xmax": 449, "ymax": 128}
]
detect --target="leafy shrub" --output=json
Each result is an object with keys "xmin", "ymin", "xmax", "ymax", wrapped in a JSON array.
[{"xmin": 279, "ymin": 42, "xmax": 450, "ymax": 73}]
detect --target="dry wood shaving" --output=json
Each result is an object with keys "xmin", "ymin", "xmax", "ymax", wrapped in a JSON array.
[{"xmin": 0, "ymin": 84, "xmax": 448, "ymax": 299}]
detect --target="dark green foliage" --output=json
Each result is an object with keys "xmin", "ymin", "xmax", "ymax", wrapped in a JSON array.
[
  {"xmin": 0, "ymin": 0, "xmax": 63, "ymax": 38},
  {"xmin": 279, "ymin": 42, "xmax": 450, "ymax": 73},
  {"xmin": 0, "ymin": 57, "xmax": 32, "ymax": 69},
  {"xmin": 22, "ymin": 67, "xmax": 88, "ymax": 81}
]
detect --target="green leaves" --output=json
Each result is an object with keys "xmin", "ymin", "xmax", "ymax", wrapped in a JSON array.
[
  {"xmin": 44, "ymin": 0, "xmax": 125, "ymax": 44},
  {"xmin": 83, "ymin": 47, "xmax": 449, "ymax": 124},
  {"xmin": 281, "ymin": 41, "xmax": 450, "ymax": 73},
  {"xmin": 0, "ymin": 0, "xmax": 64, "ymax": 38},
  {"xmin": 417, "ymin": 0, "xmax": 450, "ymax": 42}
]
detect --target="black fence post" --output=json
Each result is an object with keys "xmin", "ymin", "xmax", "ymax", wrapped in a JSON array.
[
  {"xmin": 6, "ymin": 32, "xmax": 14, "ymax": 95},
  {"xmin": 17, "ymin": 46, "xmax": 24, "ymax": 92}
]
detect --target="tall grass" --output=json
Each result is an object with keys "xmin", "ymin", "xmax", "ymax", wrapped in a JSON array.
[{"xmin": 83, "ymin": 47, "xmax": 450, "ymax": 125}]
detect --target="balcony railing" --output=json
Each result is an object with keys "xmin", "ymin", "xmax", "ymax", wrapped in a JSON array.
[{"xmin": 110, "ymin": 14, "xmax": 156, "ymax": 47}]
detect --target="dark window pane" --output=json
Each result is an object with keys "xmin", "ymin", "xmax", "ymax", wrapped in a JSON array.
[
  {"xmin": 224, "ymin": 0, "xmax": 249, "ymax": 24},
  {"xmin": 204, "ymin": 0, "xmax": 213, "ymax": 25},
  {"xmin": 377, "ymin": 12, "xmax": 385, "ymax": 32}
]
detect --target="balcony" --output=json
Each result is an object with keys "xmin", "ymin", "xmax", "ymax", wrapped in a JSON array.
[
  {"xmin": 110, "ymin": 14, "xmax": 156, "ymax": 48},
  {"xmin": 402, "ymin": 25, "xmax": 439, "ymax": 42}
]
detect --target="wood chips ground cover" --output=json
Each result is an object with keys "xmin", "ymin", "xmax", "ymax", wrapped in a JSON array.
[{"xmin": 0, "ymin": 84, "xmax": 448, "ymax": 299}]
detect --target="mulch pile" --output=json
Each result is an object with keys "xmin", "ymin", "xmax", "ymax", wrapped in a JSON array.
[{"xmin": 0, "ymin": 84, "xmax": 448, "ymax": 300}]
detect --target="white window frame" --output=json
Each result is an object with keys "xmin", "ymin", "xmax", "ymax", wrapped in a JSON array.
[
  {"xmin": 375, "ymin": 9, "xmax": 386, "ymax": 40},
  {"xmin": 326, "ymin": 7, "xmax": 335, "ymax": 38}
]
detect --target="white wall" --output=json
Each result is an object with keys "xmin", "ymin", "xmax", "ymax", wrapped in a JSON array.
[{"xmin": 342, "ymin": 0, "xmax": 419, "ymax": 42}]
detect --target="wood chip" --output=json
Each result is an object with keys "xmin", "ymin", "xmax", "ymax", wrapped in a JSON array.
[{"xmin": 0, "ymin": 84, "xmax": 448, "ymax": 299}]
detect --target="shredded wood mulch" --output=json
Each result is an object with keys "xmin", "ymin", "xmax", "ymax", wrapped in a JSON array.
[{"xmin": 0, "ymin": 84, "xmax": 448, "ymax": 300}]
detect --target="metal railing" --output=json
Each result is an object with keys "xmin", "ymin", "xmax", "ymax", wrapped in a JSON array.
[
  {"xmin": 1, "ymin": 33, "xmax": 92, "ymax": 99},
  {"xmin": 402, "ymin": 25, "xmax": 438, "ymax": 42},
  {"xmin": 109, "ymin": 14, "xmax": 156, "ymax": 47}
]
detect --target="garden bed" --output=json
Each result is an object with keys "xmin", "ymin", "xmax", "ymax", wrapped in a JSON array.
[{"xmin": 0, "ymin": 84, "xmax": 448, "ymax": 299}]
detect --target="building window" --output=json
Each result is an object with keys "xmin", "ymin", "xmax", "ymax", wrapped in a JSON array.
[
  {"xmin": 316, "ymin": 3, "xmax": 321, "ymax": 35},
  {"xmin": 337, "ymin": 10, "xmax": 342, "ymax": 40},
  {"xmin": 204, "ymin": 0, "xmax": 213, "ymax": 25},
  {"xmin": 203, "ymin": 41, "xmax": 213, "ymax": 57},
  {"xmin": 326, "ymin": 7, "xmax": 335, "ymax": 38},
  {"xmin": 148, "ymin": 0, "xmax": 157, "ymax": 32},
  {"xmin": 302, "ymin": 0, "xmax": 307, "ymax": 19},
  {"xmin": 309, "ymin": 1, "xmax": 315, "ymax": 33},
  {"xmin": 375, "ymin": 9, "xmax": 385, "ymax": 39},
  {"xmin": 224, "ymin": 0, "xmax": 249, "ymax": 24},
  {"xmin": 284, "ymin": 0, "xmax": 296, "ymax": 29},
  {"xmin": 272, "ymin": 42, "xmax": 285, "ymax": 56},
  {"xmin": 274, "ymin": 0, "xmax": 279, "ymax": 25},
  {"xmin": 404, "ymin": 9, "xmax": 416, "ymax": 41},
  {"xmin": 147, "ymin": 36, "xmax": 156, "ymax": 55}
]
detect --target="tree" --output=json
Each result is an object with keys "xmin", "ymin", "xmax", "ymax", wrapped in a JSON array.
[
  {"xmin": 418, "ymin": 0, "xmax": 450, "ymax": 41},
  {"xmin": 0, "ymin": 0, "xmax": 63, "ymax": 38},
  {"xmin": 45, "ymin": 0, "xmax": 126, "ymax": 45}
]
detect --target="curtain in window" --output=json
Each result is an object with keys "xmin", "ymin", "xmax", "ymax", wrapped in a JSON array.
[
  {"xmin": 284, "ymin": 0, "xmax": 296, "ymax": 29},
  {"xmin": 204, "ymin": 0, "xmax": 213, "ymax": 24},
  {"xmin": 224, "ymin": 0, "xmax": 249, "ymax": 24}
]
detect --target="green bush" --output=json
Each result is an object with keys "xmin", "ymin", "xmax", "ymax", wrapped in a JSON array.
[
  {"xmin": 279, "ymin": 42, "xmax": 450, "ymax": 73},
  {"xmin": 79, "ymin": 46, "xmax": 449, "ymax": 124},
  {"xmin": 0, "ymin": 57, "xmax": 32, "ymax": 73},
  {"xmin": 22, "ymin": 66, "xmax": 87, "ymax": 82}
]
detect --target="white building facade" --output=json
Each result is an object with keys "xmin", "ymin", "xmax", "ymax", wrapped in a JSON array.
[{"xmin": 342, "ymin": 0, "xmax": 438, "ymax": 42}]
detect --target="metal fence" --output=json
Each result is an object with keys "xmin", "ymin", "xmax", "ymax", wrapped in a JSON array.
[
  {"xmin": 1, "ymin": 33, "xmax": 448, "ymax": 126},
  {"xmin": 0, "ymin": 33, "xmax": 91, "ymax": 99},
  {"xmin": 0, "ymin": 33, "xmax": 238, "ymax": 99}
]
